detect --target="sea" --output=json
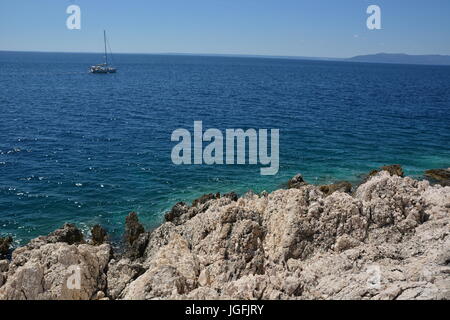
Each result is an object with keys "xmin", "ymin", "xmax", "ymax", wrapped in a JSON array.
[{"xmin": 1, "ymin": 51, "xmax": 449, "ymax": 245}]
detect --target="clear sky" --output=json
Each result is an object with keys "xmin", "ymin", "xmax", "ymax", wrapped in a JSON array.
[{"xmin": 1, "ymin": 0, "xmax": 449, "ymax": 58}]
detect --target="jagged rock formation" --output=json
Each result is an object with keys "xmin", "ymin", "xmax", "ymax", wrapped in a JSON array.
[
  {"xmin": 91, "ymin": 225, "xmax": 108, "ymax": 246},
  {"xmin": 287, "ymin": 173, "xmax": 307, "ymax": 189},
  {"xmin": 0, "ymin": 169, "xmax": 449, "ymax": 300},
  {"xmin": 319, "ymin": 181, "xmax": 352, "ymax": 196},
  {"xmin": 124, "ymin": 212, "xmax": 145, "ymax": 247},
  {"xmin": 0, "ymin": 236, "xmax": 12, "ymax": 258},
  {"xmin": 107, "ymin": 170, "xmax": 449, "ymax": 300},
  {"xmin": 368, "ymin": 164, "xmax": 404, "ymax": 179},
  {"xmin": 0, "ymin": 224, "xmax": 110, "ymax": 300}
]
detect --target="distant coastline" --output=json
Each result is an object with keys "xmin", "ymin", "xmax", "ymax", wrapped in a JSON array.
[
  {"xmin": 347, "ymin": 53, "xmax": 450, "ymax": 66},
  {"xmin": 2, "ymin": 50, "xmax": 450, "ymax": 66}
]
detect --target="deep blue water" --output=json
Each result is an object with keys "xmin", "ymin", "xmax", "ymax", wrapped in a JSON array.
[{"xmin": 1, "ymin": 51, "xmax": 450, "ymax": 245}]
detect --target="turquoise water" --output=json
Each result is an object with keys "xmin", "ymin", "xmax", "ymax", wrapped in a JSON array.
[{"xmin": 1, "ymin": 51, "xmax": 449, "ymax": 244}]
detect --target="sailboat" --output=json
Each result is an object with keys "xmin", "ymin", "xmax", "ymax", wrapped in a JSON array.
[{"xmin": 89, "ymin": 30, "xmax": 117, "ymax": 74}]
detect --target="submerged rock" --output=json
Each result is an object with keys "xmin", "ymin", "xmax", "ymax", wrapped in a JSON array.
[
  {"xmin": 319, "ymin": 181, "xmax": 352, "ymax": 196},
  {"xmin": 425, "ymin": 168, "xmax": 450, "ymax": 186}
]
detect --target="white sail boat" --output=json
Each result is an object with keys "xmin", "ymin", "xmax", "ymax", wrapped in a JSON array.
[{"xmin": 90, "ymin": 30, "xmax": 117, "ymax": 74}]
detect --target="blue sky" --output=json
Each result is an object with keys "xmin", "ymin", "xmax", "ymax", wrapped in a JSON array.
[{"xmin": 1, "ymin": 0, "xmax": 449, "ymax": 58}]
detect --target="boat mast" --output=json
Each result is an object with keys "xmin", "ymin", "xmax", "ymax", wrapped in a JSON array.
[{"xmin": 104, "ymin": 30, "xmax": 108, "ymax": 66}]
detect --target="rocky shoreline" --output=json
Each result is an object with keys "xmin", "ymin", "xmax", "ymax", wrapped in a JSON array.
[{"xmin": 0, "ymin": 166, "xmax": 449, "ymax": 300}]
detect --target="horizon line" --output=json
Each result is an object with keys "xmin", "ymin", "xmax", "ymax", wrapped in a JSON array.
[
  {"xmin": 0, "ymin": 49, "xmax": 342, "ymax": 60},
  {"xmin": 2, "ymin": 50, "xmax": 450, "ymax": 67},
  {"xmin": 3, "ymin": 49, "xmax": 450, "ymax": 58}
]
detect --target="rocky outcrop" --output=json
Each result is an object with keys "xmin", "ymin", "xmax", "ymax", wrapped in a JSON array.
[
  {"xmin": 1, "ymin": 171, "xmax": 449, "ymax": 300},
  {"xmin": 0, "ymin": 260, "xmax": 9, "ymax": 288},
  {"xmin": 164, "ymin": 202, "xmax": 190, "ymax": 224},
  {"xmin": 164, "ymin": 192, "xmax": 240, "ymax": 226},
  {"xmin": 124, "ymin": 212, "xmax": 145, "ymax": 246},
  {"xmin": 107, "ymin": 171, "xmax": 449, "ymax": 300},
  {"xmin": 0, "ymin": 236, "xmax": 12, "ymax": 258},
  {"xmin": 107, "ymin": 258, "xmax": 145, "ymax": 299},
  {"xmin": 91, "ymin": 225, "xmax": 107, "ymax": 246},
  {"xmin": 44, "ymin": 223, "xmax": 84, "ymax": 245},
  {"xmin": 319, "ymin": 181, "xmax": 352, "ymax": 196},
  {"xmin": 425, "ymin": 168, "xmax": 450, "ymax": 186},
  {"xmin": 223, "ymin": 192, "xmax": 239, "ymax": 202},
  {"xmin": 0, "ymin": 224, "xmax": 110, "ymax": 300},
  {"xmin": 368, "ymin": 164, "xmax": 404, "ymax": 178},
  {"xmin": 191, "ymin": 193, "xmax": 221, "ymax": 207},
  {"xmin": 287, "ymin": 174, "xmax": 307, "ymax": 189}
]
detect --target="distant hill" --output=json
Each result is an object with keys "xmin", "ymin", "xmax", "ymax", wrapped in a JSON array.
[{"xmin": 347, "ymin": 53, "xmax": 450, "ymax": 66}]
